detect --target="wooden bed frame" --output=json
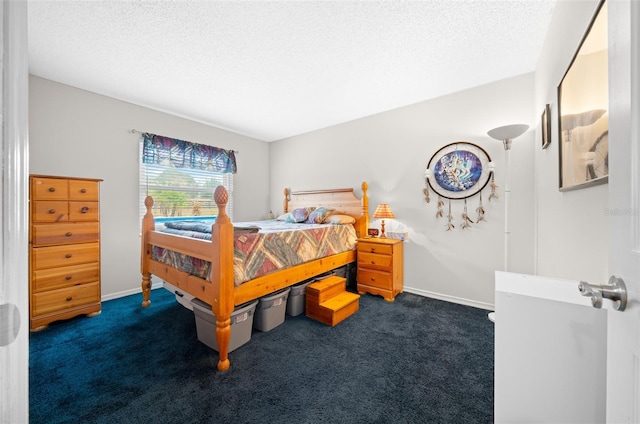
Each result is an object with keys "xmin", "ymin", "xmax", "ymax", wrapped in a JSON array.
[{"xmin": 140, "ymin": 182, "xmax": 369, "ymax": 371}]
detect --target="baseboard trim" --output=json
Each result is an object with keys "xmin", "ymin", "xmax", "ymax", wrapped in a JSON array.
[
  {"xmin": 104, "ymin": 283, "xmax": 495, "ymax": 311},
  {"xmin": 403, "ymin": 287, "xmax": 494, "ymax": 311},
  {"xmin": 101, "ymin": 282, "xmax": 164, "ymax": 302}
]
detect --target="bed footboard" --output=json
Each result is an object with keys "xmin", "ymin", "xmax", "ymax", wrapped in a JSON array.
[{"xmin": 140, "ymin": 186, "xmax": 235, "ymax": 371}]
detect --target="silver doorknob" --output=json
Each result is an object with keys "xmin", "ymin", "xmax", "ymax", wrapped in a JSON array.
[{"xmin": 578, "ymin": 276, "xmax": 627, "ymax": 311}]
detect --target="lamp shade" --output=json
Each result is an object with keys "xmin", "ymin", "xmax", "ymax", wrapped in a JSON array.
[
  {"xmin": 373, "ymin": 204, "xmax": 395, "ymax": 219},
  {"xmin": 487, "ymin": 124, "xmax": 529, "ymax": 141}
]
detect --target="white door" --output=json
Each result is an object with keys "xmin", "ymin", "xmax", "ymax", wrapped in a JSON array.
[
  {"xmin": 605, "ymin": 0, "xmax": 639, "ymax": 421},
  {"xmin": 0, "ymin": 1, "xmax": 30, "ymax": 423}
]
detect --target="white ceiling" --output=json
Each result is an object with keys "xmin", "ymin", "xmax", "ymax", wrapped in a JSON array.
[{"xmin": 28, "ymin": 0, "xmax": 556, "ymax": 142}]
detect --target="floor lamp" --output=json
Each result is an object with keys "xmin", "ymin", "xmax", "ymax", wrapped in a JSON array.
[{"xmin": 486, "ymin": 124, "xmax": 529, "ymax": 322}]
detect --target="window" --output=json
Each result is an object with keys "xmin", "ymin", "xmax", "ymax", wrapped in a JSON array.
[{"xmin": 138, "ymin": 135, "xmax": 235, "ymax": 224}]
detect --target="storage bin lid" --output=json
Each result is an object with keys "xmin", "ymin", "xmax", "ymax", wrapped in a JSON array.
[
  {"xmin": 191, "ymin": 298, "xmax": 258, "ymax": 318},
  {"xmin": 290, "ymin": 280, "xmax": 313, "ymax": 296},
  {"xmin": 257, "ymin": 287, "xmax": 290, "ymax": 309}
]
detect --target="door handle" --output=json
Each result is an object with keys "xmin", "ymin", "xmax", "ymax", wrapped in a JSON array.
[{"xmin": 578, "ymin": 276, "xmax": 627, "ymax": 311}]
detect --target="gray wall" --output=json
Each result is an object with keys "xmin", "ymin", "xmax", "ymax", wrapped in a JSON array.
[
  {"xmin": 533, "ymin": 0, "xmax": 609, "ymax": 283},
  {"xmin": 269, "ymin": 74, "xmax": 536, "ymax": 309},
  {"xmin": 29, "ymin": 76, "xmax": 270, "ymax": 299}
]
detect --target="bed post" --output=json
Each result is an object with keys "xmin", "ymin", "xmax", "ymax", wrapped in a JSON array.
[
  {"xmin": 211, "ymin": 186, "xmax": 234, "ymax": 371},
  {"xmin": 140, "ymin": 196, "xmax": 155, "ymax": 307},
  {"xmin": 361, "ymin": 181, "xmax": 369, "ymax": 237},
  {"xmin": 283, "ymin": 188, "xmax": 289, "ymax": 213}
]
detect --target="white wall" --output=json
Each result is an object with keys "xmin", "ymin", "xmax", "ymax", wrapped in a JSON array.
[
  {"xmin": 270, "ymin": 74, "xmax": 536, "ymax": 309},
  {"xmin": 534, "ymin": 0, "xmax": 609, "ymax": 283},
  {"xmin": 29, "ymin": 76, "xmax": 270, "ymax": 299}
]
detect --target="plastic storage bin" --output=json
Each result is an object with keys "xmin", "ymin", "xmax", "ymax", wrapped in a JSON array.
[
  {"xmin": 191, "ymin": 298, "xmax": 258, "ymax": 352},
  {"xmin": 254, "ymin": 287, "xmax": 290, "ymax": 332},
  {"xmin": 164, "ymin": 281, "xmax": 195, "ymax": 310},
  {"xmin": 331, "ymin": 263, "xmax": 357, "ymax": 292},
  {"xmin": 286, "ymin": 280, "xmax": 314, "ymax": 317}
]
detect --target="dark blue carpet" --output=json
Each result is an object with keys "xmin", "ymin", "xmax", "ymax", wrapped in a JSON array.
[{"xmin": 29, "ymin": 288, "xmax": 494, "ymax": 423}]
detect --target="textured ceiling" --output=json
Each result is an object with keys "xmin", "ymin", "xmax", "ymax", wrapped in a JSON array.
[{"xmin": 28, "ymin": 0, "xmax": 556, "ymax": 142}]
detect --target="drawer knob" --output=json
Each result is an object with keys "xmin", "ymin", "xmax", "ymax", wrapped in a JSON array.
[
  {"xmin": 65, "ymin": 254, "xmax": 72, "ymax": 259},
  {"xmin": 65, "ymin": 275, "xmax": 72, "ymax": 280},
  {"xmin": 66, "ymin": 296, "xmax": 72, "ymax": 302},
  {"xmin": 48, "ymin": 187, "xmax": 56, "ymax": 192},
  {"xmin": 65, "ymin": 232, "xmax": 72, "ymax": 237},
  {"xmin": 80, "ymin": 207, "xmax": 89, "ymax": 213},
  {"xmin": 370, "ymin": 249, "xmax": 376, "ymax": 253},
  {"xmin": 80, "ymin": 189, "xmax": 87, "ymax": 193},
  {"xmin": 48, "ymin": 209, "xmax": 56, "ymax": 214}
]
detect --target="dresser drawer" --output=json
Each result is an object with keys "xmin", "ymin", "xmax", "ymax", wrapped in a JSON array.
[
  {"xmin": 358, "ymin": 251, "xmax": 393, "ymax": 271},
  {"xmin": 31, "ymin": 177, "xmax": 69, "ymax": 200},
  {"xmin": 32, "ymin": 201, "xmax": 68, "ymax": 223},
  {"xmin": 32, "ymin": 262, "xmax": 100, "ymax": 293},
  {"xmin": 357, "ymin": 268, "xmax": 393, "ymax": 290},
  {"xmin": 32, "ymin": 242, "xmax": 100, "ymax": 270},
  {"xmin": 32, "ymin": 282, "xmax": 100, "ymax": 316},
  {"xmin": 32, "ymin": 222, "xmax": 99, "ymax": 246},
  {"xmin": 357, "ymin": 242, "xmax": 394, "ymax": 256},
  {"xmin": 69, "ymin": 201, "xmax": 99, "ymax": 221},
  {"xmin": 69, "ymin": 180, "xmax": 100, "ymax": 201}
]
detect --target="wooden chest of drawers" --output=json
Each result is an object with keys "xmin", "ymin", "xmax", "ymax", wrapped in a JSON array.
[
  {"xmin": 356, "ymin": 237, "xmax": 403, "ymax": 302},
  {"xmin": 29, "ymin": 175, "xmax": 102, "ymax": 331}
]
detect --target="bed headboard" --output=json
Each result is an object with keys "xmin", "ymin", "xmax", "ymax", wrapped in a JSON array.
[{"xmin": 283, "ymin": 181, "xmax": 369, "ymax": 238}]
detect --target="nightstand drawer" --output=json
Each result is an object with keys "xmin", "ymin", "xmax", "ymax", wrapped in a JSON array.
[
  {"xmin": 357, "ymin": 268, "xmax": 393, "ymax": 290},
  {"xmin": 357, "ymin": 242, "xmax": 393, "ymax": 255},
  {"xmin": 358, "ymin": 251, "xmax": 392, "ymax": 271},
  {"xmin": 32, "ymin": 282, "xmax": 100, "ymax": 316},
  {"xmin": 32, "ymin": 263, "xmax": 100, "ymax": 293}
]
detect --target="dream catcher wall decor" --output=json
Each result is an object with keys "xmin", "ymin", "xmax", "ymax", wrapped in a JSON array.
[{"xmin": 423, "ymin": 141, "xmax": 496, "ymax": 231}]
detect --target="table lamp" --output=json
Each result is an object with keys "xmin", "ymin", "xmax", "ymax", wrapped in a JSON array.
[{"xmin": 372, "ymin": 203, "xmax": 395, "ymax": 238}]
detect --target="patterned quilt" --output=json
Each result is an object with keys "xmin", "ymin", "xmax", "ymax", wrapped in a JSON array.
[{"xmin": 152, "ymin": 220, "xmax": 357, "ymax": 286}]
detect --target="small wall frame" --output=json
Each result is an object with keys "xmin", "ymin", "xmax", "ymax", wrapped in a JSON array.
[{"xmin": 541, "ymin": 104, "xmax": 551, "ymax": 149}]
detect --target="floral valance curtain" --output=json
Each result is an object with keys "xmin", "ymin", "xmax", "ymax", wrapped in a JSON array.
[{"xmin": 142, "ymin": 133, "xmax": 237, "ymax": 174}]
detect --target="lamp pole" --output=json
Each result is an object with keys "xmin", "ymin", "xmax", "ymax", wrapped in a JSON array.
[
  {"xmin": 487, "ymin": 124, "xmax": 529, "ymax": 323},
  {"xmin": 503, "ymin": 137, "xmax": 512, "ymax": 272}
]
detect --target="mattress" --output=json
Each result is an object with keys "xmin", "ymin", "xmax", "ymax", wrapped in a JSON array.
[{"xmin": 151, "ymin": 219, "xmax": 357, "ymax": 286}]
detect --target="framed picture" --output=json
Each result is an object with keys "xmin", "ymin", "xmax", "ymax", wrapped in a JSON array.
[
  {"xmin": 557, "ymin": 0, "xmax": 608, "ymax": 191},
  {"xmin": 425, "ymin": 141, "xmax": 493, "ymax": 200},
  {"xmin": 367, "ymin": 228, "xmax": 379, "ymax": 237},
  {"xmin": 541, "ymin": 104, "xmax": 551, "ymax": 149}
]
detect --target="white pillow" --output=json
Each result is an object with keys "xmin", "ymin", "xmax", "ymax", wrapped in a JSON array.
[{"xmin": 324, "ymin": 214, "xmax": 355, "ymax": 225}]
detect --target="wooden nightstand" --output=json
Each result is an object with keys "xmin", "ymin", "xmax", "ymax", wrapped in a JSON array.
[{"xmin": 356, "ymin": 237, "xmax": 403, "ymax": 301}]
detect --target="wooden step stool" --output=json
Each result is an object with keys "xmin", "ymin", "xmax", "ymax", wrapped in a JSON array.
[{"xmin": 305, "ymin": 275, "xmax": 360, "ymax": 326}]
